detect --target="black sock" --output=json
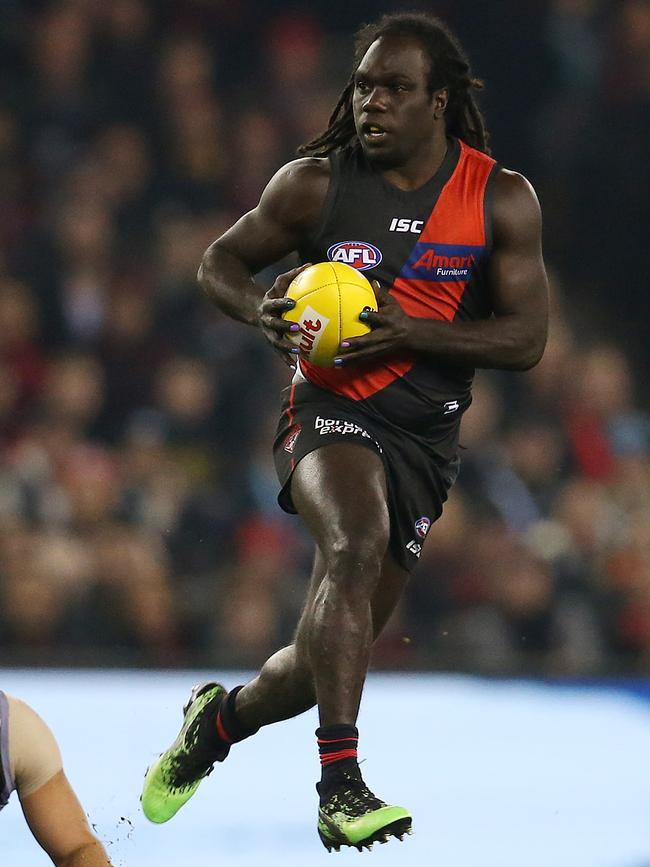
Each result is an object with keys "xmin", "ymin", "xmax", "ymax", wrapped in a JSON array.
[
  {"xmin": 317, "ymin": 724, "xmax": 360, "ymax": 797},
  {"xmin": 215, "ymin": 686, "xmax": 260, "ymax": 745}
]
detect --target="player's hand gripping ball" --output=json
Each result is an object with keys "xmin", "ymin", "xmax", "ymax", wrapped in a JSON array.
[{"xmin": 282, "ymin": 262, "xmax": 378, "ymax": 368}]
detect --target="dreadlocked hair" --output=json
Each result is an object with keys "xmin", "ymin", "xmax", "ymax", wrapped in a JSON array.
[{"xmin": 298, "ymin": 12, "xmax": 490, "ymax": 157}]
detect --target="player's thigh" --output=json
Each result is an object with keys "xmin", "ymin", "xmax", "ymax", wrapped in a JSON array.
[{"xmin": 290, "ymin": 443, "xmax": 389, "ymax": 558}]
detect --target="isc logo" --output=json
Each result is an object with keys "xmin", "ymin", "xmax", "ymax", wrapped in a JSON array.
[
  {"xmin": 389, "ymin": 218, "xmax": 424, "ymax": 234},
  {"xmin": 327, "ymin": 241, "xmax": 382, "ymax": 271}
]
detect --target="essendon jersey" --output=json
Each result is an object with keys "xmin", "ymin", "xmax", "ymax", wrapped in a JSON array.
[{"xmin": 297, "ymin": 137, "xmax": 499, "ymax": 436}]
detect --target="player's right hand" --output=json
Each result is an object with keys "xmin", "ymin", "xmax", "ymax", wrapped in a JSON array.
[{"xmin": 257, "ymin": 264, "xmax": 311, "ymax": 366}]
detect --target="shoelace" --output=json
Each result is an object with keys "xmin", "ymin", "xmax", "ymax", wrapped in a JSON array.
[{"xmin": 328, "ymin": 776, "xmax": 385, "ymax": 816}]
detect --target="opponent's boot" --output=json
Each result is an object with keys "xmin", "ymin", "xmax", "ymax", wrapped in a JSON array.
[
  {"xmin": 317, "ymin": 770, "xmax": 412, "ymax": 852},
  {"xmin": 141, "ymin": 682, "xmax": 229, "ymax": 823}
]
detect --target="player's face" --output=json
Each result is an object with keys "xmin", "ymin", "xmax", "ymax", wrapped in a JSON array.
[{"xmin": 353, "ymin": 36, "xmax": 437, "ymax": 167}]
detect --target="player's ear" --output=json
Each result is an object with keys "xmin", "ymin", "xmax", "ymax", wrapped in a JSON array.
[{"xmin": 433, "ymin": 87, "xmax": 448, "ymax": 119}]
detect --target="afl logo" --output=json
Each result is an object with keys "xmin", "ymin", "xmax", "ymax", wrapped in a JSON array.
[
  {"xmin": 327, "ymin": 241, "xmax": 382, "ymax": 271},
  {"xmin": 414, "ymin": 516, "xmax": 431, "ymax": 538}
]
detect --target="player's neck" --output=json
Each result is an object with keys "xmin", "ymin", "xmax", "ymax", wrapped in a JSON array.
[{"xmin": 381, "ymin": 131, "xmax": 449, "ymax": 193}]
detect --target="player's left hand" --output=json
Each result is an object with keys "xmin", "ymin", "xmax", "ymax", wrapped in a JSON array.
[{"xmin": 334, "ymin": 281, "xmax": 411, "ymax": 366}]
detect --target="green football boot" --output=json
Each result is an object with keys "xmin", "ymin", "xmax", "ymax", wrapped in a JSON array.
[
  {"xmin": 317, "ymin": 771, "xmax": 412, "ymax": 852},
  {"xmin": 141, "ymin": 682, "xmax": 229, "ymax": 823}
]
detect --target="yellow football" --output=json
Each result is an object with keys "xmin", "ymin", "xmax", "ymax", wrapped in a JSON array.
[{"xmin": 282, "ymin": 262, "xmax": 378, "ymax": 368}]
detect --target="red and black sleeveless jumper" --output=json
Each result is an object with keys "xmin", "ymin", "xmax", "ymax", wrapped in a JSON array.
[{"xmin": 273, "ymin": 137, "xmax": 499, "ymax": 570}]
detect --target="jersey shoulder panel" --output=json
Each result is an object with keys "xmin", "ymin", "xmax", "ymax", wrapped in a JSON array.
[
  {"xmin": 420, "ymin": 140, "xmax": 497, "ymax": 246},
  {"xmin": 394, "ymin": 140, "xmax": 498, "ymax": 322}
]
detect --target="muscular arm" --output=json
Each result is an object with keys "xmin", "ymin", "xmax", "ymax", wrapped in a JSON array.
[
  {"xmin": 8, "ymin": 696, "xmax": 111, "ymax": 867},
  {"xmin": 21, "ymin": 771, "xmax": 112, "ymax": 867},
  {"xmin": 197, "ymin": 158, "xmax": 330, "ymax": 325},
  {"xmin": 405, "ymin": 170, "xmax": 549, "ymax": 370}
]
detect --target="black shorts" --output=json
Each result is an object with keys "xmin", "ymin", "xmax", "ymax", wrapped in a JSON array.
[{"xmin": 273, "ymin": 381, "xmax": 461, "ymax": 572}]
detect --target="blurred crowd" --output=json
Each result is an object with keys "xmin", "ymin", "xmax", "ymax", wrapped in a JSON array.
[{"xmin": 0, "ymin": 0, "xmax": 649, "ymax": 672}]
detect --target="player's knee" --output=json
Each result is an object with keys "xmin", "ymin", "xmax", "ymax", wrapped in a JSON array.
[
  {"xmin": 324, "ymin": 533, "xmax": 387, "ymax": 584},
  {"xmin": 337, "ymin": 506, "xmax": 388, "ymax": 558}
]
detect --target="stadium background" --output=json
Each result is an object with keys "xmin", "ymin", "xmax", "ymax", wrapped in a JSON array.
[
  {"xmin": 1, "ymin": 0, "xmax": 649, "ymax": 675},
  {"xmin": 1, "ymin": 1, "xmax": 650, "ymax": 864}
]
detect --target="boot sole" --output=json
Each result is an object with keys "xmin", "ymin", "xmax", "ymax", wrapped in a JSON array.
[{"xmin": 318, "ymin": 815, "xmax": 413, "ymax": 852}]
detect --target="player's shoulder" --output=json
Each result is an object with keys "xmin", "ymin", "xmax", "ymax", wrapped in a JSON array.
[
  {"xmin": 493, "ymin": 168, "xmax": 540, "ymax": 208},
  {"xmin": 280, "ymin": 156, "xmax": 331, "ymax": 179},
  {"xmin": 6, "ymin": 694, "xmax": 50, "ymax": 736},
  {"xmin": 6, "ymin": 693, "xmax": 27, "ymax": 717},
  {"xmin": 261, "ymin": 157, "xmax": 332, "ymax": 231},
  {"xmin": 492, "ymin": 167, "xmax": 542, "ymax": 232},
  {"xmin": 268, "ymin": 157, "xmax": 331, "ymax": 202},
  {"xmin": 6, "ymin": 694, "xmax": 63, "ymax": 796}
]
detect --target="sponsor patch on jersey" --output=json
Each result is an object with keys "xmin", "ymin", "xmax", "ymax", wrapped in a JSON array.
[
  {"xmin": 400, "ymin": 242, "xmax": 485, "ymax": 282},
  {"xmin": 414, "ymin": 516, "xmax": 431, "ymax": 538},
  {"xmin": 327, "ymin": 241, "xmax": 382, "ymax": 271}
]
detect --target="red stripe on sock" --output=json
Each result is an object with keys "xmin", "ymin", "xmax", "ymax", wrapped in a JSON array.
[
  {"xmin": 320, "ymin": 749, "xmax": 358, "ymax": 766},
  {"xmin": 216, "ymin": 711, "xmax": 234, "ymax": 745},
  {"xmin": 317, "ymin": 737, "xmax": 358, "ymax": 745}
]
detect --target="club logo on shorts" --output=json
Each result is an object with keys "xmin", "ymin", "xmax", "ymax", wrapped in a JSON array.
[
  {"xmin": 327, "ymin": 241, "xmax": 382, "ymax": 271},
  {"xmin": 414, "ymin": 516, "xmax": 431, "ymax": 538},
  {"xmin": 283, "ymin": 423, "xmax": 301, "ymax": 453}
]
